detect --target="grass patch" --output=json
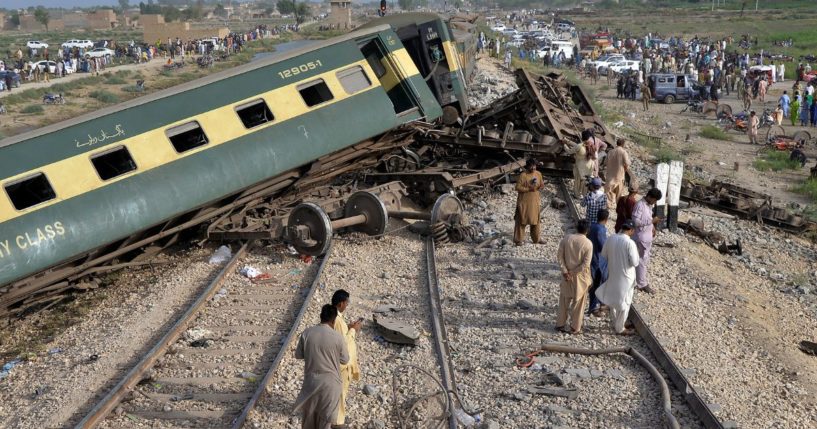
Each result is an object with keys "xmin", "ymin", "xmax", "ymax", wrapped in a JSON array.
[
  {"xmin": 795, "ymin": 178, "xmax": 817, "ymax": 200},
  {"xmin": 88, "ymin": 90, "xmax": 119, "ymax": 104},
  {"xmin": 699, "ymin": 125, "xmax": 730, "ymax": 141},
  {"xmin": 104, "ymin": 76, "xmax": 127, "ymax": 85},
  {"xmin": 20, "ymin": 104, "xmax": 44, "ymax": 114},
  {"xmin": 122, "ymin": 85, "xmax": 144, "ymax": 93},
  {"xmin": 753, "ymin": 151, "xmax": 802, "ymax": 172}
]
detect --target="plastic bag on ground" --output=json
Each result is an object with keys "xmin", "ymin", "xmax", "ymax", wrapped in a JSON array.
[{"xmin": 208, "ymin": 245, "xmax": 232, "ymax": 265}]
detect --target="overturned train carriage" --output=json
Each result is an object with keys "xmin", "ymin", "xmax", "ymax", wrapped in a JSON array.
[
  {"xmin": 361, "ymin": 12, "xmax": 472, "ymax": 124},
  {"xmin": 0, "ymin": 25, "xmax": 443, "ymax": 314}
]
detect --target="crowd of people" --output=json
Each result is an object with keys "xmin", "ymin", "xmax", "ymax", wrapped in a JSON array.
[
  {"xmin": 514, "ymin": 128, "xmax": 663, "ymax": 336},
  {"xmin": 0, "ymin": 24, "xmax": 291, "ymax": 92}
]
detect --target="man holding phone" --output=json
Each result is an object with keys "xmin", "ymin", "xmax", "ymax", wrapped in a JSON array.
[
  {"xmin": 331, "ymin": 289, "xmax": 362, "ymax": 428},
  {"xmin": 514, "ymin": 158, "xmax": 544, "ymax": 245}
]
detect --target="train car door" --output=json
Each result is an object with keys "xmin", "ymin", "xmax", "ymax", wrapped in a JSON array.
[{"xmin": 359, "ymin": 37, "xmax": 422, "ymax": 116}]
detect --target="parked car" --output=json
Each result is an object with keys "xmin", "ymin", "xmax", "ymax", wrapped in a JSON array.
[
  {"xmin": 61, "ymin": 39, "xmax": 94, "ymax": 49},
  {"xmin": 644, "ymin": 73, "xmax": 699, "ymax": 104},
  {"xmin": 0, "ymin": 71, "xmax": 22, "ymax": 88},
  {"xmin": 85, "ymin": 48, "xmax": 114, "ymax": 59},
  {"xmin": 26, "ymin": 41, "xmax": 49, "ymax": 50},
  {"xmin": 28, "ymin": 60, "xmax": 73, "ymax": 76},
  {"xmin": 588, "ymin": 54, "xmax": 626, "ymax": 71},
  {"xmin": 490, "ymin": 24, "xmax": 506, "ymax": 32},
  {"xmin": 608, "ymin": 60, "xmax": 641, "ymax": 75}
]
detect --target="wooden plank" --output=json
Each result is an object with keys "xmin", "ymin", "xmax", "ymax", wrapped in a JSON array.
[{"xmin": 127, "ymin": 409, "xmax": 232, "ymax": 420}]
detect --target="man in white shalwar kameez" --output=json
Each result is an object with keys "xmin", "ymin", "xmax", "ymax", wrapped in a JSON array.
[{"xmin": 595, "ymin": 220, "xmax": 640, "ymax": 334}]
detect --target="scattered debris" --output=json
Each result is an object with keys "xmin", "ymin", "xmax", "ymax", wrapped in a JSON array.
[{"xmin": 208, "ymin": 245, "xmax": 232, "ymax": 264}]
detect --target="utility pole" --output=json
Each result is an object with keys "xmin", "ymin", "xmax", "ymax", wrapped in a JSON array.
[{"xmin": 756, "ymin": 0, "xmax": 759, "ymax": 11}]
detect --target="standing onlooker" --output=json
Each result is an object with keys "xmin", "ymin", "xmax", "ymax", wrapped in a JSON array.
[
  {"xmin": 632, "ymin": 188, "xmax": 661, "ymax": 294},
  {"xmin": 748, "ymin": 111, "xmax": 759, "ymax": 145},
  {"xmin": 513, "ymin": 159, "xmax": 544, "ymax": 245},
  {"xmin": 556, "ymin": 220, "xmax": 593, "ymax": 334},
  {"xmin": 563, "ymin": 139, "xmax": 594, "ymax": 196},
  {"xmin": 293, "ymin": 305, "xmax": 349, "ymax": 429},
  {"xmin": 581, "ymin": 177, "xmax": 607, "ymax": 223},
  {"xmin": 331, "ymin": 290, "xmax": 362, "ymax": 428},
  {"xmin": 595, "ymin": 220, "xmax": 640, "ymax": 334},
  {"xmin": 791, "ymin": 95, "xmax": 801, "ymax": 126},
  {"xmin": 742, "ymin": 85, "xmax": 752, "ymax": 110},
  {"xmin": 780, "ymin": 91, "xmax": 791, "ymax": 118},
  {"xmin": 802, "ymin": 95, "xmax": 811, "ymax": 127},
  {"xmin": 758, "ymin": 78, "xmax": 767, "ymax": 103},
  {"xmin": 640, "ymin": 81, "xmax": 651, "ymax": 111},
  {"xmin": 587, "ymin": 209, "xmax": 609, "ymax": 316},
  {"xmin": 615, "ymin": 185, "xmax": 639, "ymax": 233},
  {"xmin": 605, "ymin": 138, "xmax": 631, "ymax": 205}
]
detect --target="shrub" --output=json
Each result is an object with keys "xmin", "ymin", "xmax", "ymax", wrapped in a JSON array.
[
  {"xmin": 753, "ymin": 150, "xmax": 801, "ymax": 172},
  {"xmin": 89, "ymin": 90, "xmax": 119, "ymax": 103},
  {"xmin": 104, "ymin": 76, "xmax": 127, "ymax": 85},
  {"xmin": 21, "ymin": 104, "xmax": 44, "ymax": 114},
  {"xmin": 699, "ymin": 125, "xmax": 730, "ymax": 141}
]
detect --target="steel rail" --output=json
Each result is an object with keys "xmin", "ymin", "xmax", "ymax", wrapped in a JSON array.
[
  {"xmin": 230, "ymin": 242, "xmax": 333, "ymax": 429},
  {"xmin": 556, "ymin": 177, "xmax": 724, "ymax": 429},
  {"xmin": 424, "ymin": 238, "xmax": 458, "ymax": 429},
  {"xmin": 74, "ymin": 241, "xmax": 251, "ymax": 429}
]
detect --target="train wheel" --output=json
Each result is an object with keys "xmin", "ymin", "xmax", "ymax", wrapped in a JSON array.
[
  {"xmin": 287, "ymin": 203, "xmax": 332, "ymax": 256},
  {"xmin": 430, "ymin": 194, "xmax": 465, "ymax": 225},
  {"xmin": 343, "ymin": 191, "xmax": 389, "ymax": 237}
]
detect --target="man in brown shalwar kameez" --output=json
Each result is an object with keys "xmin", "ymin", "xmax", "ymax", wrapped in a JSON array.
[
  {"xmin": 293, "ymin": 304, "xmax": 349, "ymax": 429},
  {"xmin": 604, "ymin": 138, "xmax": 632, "ymax": 206},
  {"xmin": 514, "ymin": 158, "xmax": 544, "ymax": 245},
  {"xmin": 556, "ymin": 220, "xmax": 593, "ymax": 334}
]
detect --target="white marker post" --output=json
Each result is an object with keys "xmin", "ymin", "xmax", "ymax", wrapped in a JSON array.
[
  {"xmin": 666, "ymin": 161, "xmax": 684, "ymax": 232},
  {"xmin": 654, "ymin": 163, "xmax": 670, "ymax": 225}
]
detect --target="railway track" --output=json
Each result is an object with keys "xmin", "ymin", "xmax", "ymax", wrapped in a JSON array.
[
  {"xmin": 418, "ymin": 178, "xmax": 727, "ymax": 427},
  {"xmin": 74, "ymin": 241, "xmax": 332, "ymax": 429}
]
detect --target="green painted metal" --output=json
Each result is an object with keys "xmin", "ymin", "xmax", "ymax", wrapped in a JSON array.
[{"xmin": 0, "ymin": 27, "xmax": 444, "ymax": 291}]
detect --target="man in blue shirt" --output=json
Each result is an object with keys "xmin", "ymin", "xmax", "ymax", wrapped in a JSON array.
[
  {"xmin": 780, "ymin": 90, "xmax": 791, "ymax": 118},
  {"xmin": 587, "ymin": 209, "xmax": 609, "ymax": 316}
]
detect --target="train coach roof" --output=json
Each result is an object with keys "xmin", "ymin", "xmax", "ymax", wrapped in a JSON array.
[
  {"xmin": 0, "ymin": 24, "xmax": 393, "ymax": 149},
  {"xmin": 359, "ymin": 12, "xmax": 448, "ymax": 30}
]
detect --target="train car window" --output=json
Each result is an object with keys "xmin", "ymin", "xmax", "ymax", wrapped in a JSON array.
[
  {"xmin": 364, "ymin": 51, "xmax": 387, "ymax": 79},
  {"xmin": 235, "ymin": 99, "xmax": 274, "ymax": 129},
  {"xmin": 337, "ymin": 66, "xmax": 371, "ymax": 95},
  {"xmin": 4, "ymin": 173, "xmax": 56, "ymax": 211},
  {"xmin": 91, "ymin": 146, "xmax": 137, "ymax": 181},
  {"xmin": 298, "ymin": 79, "xmax": 334, "ymax": 107},
  {"xmin": 166, "ymin": 121, "xmax": 209, "ymax": 153}
]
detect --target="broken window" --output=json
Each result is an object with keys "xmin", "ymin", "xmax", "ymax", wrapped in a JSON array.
[
  {"xmin": 337, "ymin": 66, "xmax": 371, "ymax": 95},
  {"xmin": 235, "ymin": 99, "xmax": 274, "ymax": 129},
  {"xmin": 5, "ymin": 173, "xmax": 56, "ymax": 211},
  {"xmin": 91, "ymin": 146, "xmax": 137, "ymax": 181},
  {"xmin": 166, "ymin": 121, "xmax": 209, "ymax": 153},
  {"xmin": 298, "ymin": 79, "xmax": 334, "ymax": 107}
]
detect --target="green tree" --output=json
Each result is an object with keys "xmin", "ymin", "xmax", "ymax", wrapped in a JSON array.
[
  {"xmin": 398, "ymin": 0, "xmax": 413, "ymax": 10},
  {"xmin": 34, "ymin": 7, "xmax": 50, "ymax": 31},
  {"xmin": 454, "ymin": 0, "xmax": 462, "ymax": 8},
  {"xmin": 162, "ymin": 5, "xmax": 181, "ymax": 22},
  {"xmin": 213, "ymin": 3, "xmax": 228, "ymax": 18},
  {"xmin": 118, "ymin": 0, "xmax": 129, "ymax": 11},
  {"xmin": 277, "ymin": 0, "xmax": 310, "ymax": 24},
  {"xmin": 9, "ymin": 11, "xmax": 20, "ymax": 28}
]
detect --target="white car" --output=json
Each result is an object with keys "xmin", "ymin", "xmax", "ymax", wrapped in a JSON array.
[
  {"xmin": 608, "ymin": 60, "xmax": 640, "ymax": 75},
  {"xmin": 85, "ymin": 48, "xmax": 114, "ymax": 59},
  {"xmin": 31, "ymin": 60, "xmax": 73, "ymax": 75},
  {"xmin": 589, "ymin": 54, "xmax": 626, "ymax": 71},
  {"xmin": 491, "ymin": 24, "xmax": 506, "ymax": 32},
  {"xmin": 62, "ymin": 39, "xmax": 94, "ymax": 49},
  {"xmin": 26, "ymin": 41, "xmax": 49, "ymax": 50}
]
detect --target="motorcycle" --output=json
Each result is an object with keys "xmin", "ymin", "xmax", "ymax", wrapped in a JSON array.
[{"xmin": 42, "ymin": 93, "xmax": 65, "ymax": 105}]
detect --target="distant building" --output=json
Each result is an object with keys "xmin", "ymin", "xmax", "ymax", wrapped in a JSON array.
[
  {"xmin": 19, "ymin": 14, "xmax": 65, "ymax": 32},
  {"xmin": 140, "ymin": 14, "xmax": 229, "ymax": 43},
  {"xmin": 62, "ymin": 9, "xmax": 119, "ymax": 29},
  {"xmin": 0, "ymin": 12, "xmax": 6, "ymax": 31},
  {"xmin": 329, "ymin": 0, "xmax": 352, "ymax": 30}
]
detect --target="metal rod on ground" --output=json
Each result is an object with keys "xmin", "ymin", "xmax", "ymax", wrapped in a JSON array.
[
  {"xmin": 531, "ymin": 344, "xmax": 680, "ymax": 429},
  {"xmin": 74, "ymin": 242, "xmax": 250, "ymax": 429}
]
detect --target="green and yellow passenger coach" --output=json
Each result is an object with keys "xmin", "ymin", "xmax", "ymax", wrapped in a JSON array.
[
  {"xmin": 361, "ymin": 12, "xmax": 472, "ymax": 124},
  {"xmin": 0, "ymin": 25, "xmax": 443, "ymax": 308}
]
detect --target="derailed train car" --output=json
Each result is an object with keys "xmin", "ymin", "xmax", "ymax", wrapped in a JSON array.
[
  {"xmin": 360, "ymin": 12, "xmax": 473, "ymax": 124},
  {"xmin": 0, "ymin": 25, "xmax": 443, "ymax": 314}
]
